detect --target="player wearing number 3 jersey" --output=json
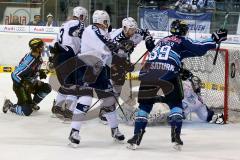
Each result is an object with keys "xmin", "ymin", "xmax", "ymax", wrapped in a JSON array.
[
  {"xmin": 51, "ymin": 6, "xmax": 88, "ymax": 119},
  {"xmin": 127, "ymin": 19, "xmax": 228, "ymax": 150}
]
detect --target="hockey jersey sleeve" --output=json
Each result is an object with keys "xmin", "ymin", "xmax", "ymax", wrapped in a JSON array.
[
  {"xmin": 11, "ymin": 54, "xmax": 36, "ymax": 84},
  {"xmin": 68, "ymin": 20, "xmax": 84, "ymax": 38},
  {"xmin": 181, "ymin": 37, "xmax": 216, "ymax": 58},
  {"xmin": 82, "ymin": 25, "xmax": 119, "ymax": 55}
]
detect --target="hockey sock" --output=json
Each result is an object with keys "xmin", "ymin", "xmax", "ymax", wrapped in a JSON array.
[
  {"xmin": 71, "ymin": 96, "xmax": 92, "ymax": 131},
  {"xmin": 55, "ymin": 92, "xmax": 67, "ymax": 107},
  {"xmin": 33, "ymin": 92, "xmax": 47, "ymax": 104},
  {"xmin": 105, "ymin": 111, "xmax": 118, "ymax": 128},
  {"xmin": 169, "ymin": 107, "xmax": 183, "ymax": 135},
  {"xmin": 134, "ymin": 109, "xmax": 149, "ymax": 134},
  {"xmin": 11, "ymin": 104, "xmax": 33, "ymax": 116},
  {"xmin": 65, "ymin": 95, "xmax": 77, "ymax": 111}
]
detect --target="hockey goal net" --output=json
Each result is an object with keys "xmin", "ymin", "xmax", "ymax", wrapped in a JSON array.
[{"xmin": 182, "ymin": 48, "xmax": 240, "ymax": 123}]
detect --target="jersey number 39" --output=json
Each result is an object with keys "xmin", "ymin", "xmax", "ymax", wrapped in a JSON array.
[{"xmin": 148, "ymin": 45, "xmax": 171, "ymax": 61}]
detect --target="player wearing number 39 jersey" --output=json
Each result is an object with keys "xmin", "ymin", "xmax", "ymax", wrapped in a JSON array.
[{"xmin": 127, "ymin": 19, "xmax": 228, "ymax": 150}]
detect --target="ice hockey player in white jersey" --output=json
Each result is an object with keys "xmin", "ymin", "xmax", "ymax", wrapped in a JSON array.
[
  {"xmin": 68, "ymin": 10, "xmax": 132, "ymax": 147},
  {"xmin": 51, "ymin": 6, "xmax": 88, "ymax": 119},
  {"xmin": 180, "ymin": 68, "xmax": 224, "ymax": 124},
  {"xmin": 98, "ymin": 17, "xmax": 151, "ymax": 124}
]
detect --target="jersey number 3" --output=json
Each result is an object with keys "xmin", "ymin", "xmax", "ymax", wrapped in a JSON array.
[{"xmin": 59, "ymin": 28, "xmax": 64, "ymax": 44}]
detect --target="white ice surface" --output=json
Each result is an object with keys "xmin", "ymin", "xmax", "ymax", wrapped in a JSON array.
[{"xmin": 0, "ymin": 73, "xmax": 240, "ymax": 160}]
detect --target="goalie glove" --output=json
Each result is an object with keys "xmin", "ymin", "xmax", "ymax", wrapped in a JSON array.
[{"xmin": 211, "ymin": 28, "xmax": 228, "ymax": 44}]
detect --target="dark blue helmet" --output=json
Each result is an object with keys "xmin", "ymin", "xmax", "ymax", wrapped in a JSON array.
[{"xmin": 170, "ymin": 19, "xmax": 189, "ymax": 36}]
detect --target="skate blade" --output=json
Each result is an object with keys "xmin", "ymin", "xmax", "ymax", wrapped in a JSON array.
[
  {"xmin": 62, "ymin": 119, "xmax": 71, "ymax": 124},
  {"xmin": 173, "ymin": 143, "xmax": 182, "ymax": 151},
  {"xmin": 127, "ymin": 144, "xmax": 137, "ymax": 150},
  {"xmin": 51, "ymin": 113, "xmax": 64, "ymax": 119},
  {"xmin": 68, "ymin": 142, "xmax": 79, "ymax": 148},
  {"xmin": 99, "ymin": 120, "xmax": 108, "ymax": 125},
  {"xmin": 50, "ymin": 114, "xmax": 57, "ymax": 118},
  {"xmin": 113, "ymin": 138, "xmax": 125, "ymax": 144}
]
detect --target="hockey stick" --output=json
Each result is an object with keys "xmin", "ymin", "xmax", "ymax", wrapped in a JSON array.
[
  {"xmin": 213, "ymin": 12, "xmax": 229, "ymax": 65},
  {"xmin": 127, "ymin": 53, "xmax": 133, "ymax": 99},
  {"xmin": 113, "ymin": 94, "xmax": 129, "ymax": 122},
  {"xmin": 132, "ymin": 50, "xmax": 149, "ymax": 66}
]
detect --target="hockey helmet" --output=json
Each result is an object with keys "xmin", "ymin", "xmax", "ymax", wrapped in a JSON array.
[
  {"xmin": 122, "ymin": 17, "xmax": 138, "ymax": 32},
  {"xmin": 73, "ymin": 6, "xmax": 88, "ymax": 21},
  {"xmin": 29, "ymin": 38, "xmax": 44, "ymax": 50},
  {"xmin": 170, "ymin": 19, "xmax": 189, "ymax": 36},
  {"xmin": 92, "ymin": 10, "xmax": 110, "ymax": 28},
  {"xmin": 191, "ymin": 75, "xmax": 202, "ymax": 94}
]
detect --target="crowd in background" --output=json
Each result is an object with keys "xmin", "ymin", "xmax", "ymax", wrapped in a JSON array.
[{"xmin": 8, "ymin": 13, "xmax": 58, "ymax": 26}]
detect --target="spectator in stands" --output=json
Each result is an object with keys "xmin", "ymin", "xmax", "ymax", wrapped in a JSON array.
[
  {"xmin": 174, "ymin": 0, "xmax": 214, "ymax": 12},
  {"xmin": 28, "ymin": 14, "xmax": 44, "ymax": 26},
  {"xmin": 45, "ymin": 13, "xmax": 58, "ymax": 27},
  {"xmin": 9, "ymin": 15, "xmax": 22, "ymax": 25}
]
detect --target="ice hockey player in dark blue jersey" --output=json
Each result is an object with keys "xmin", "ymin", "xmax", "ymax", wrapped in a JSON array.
[
  {"xmin": 2, "ymin": 38, "xmax": 51, "ymax": 116},
  {"xmin": 127, "ymin": 19, "xmax": 228, "ymax": 150}
]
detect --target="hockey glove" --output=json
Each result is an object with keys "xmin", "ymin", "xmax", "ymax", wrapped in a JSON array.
[
  {"xmin": 179, "ymin": 68, "xmax": 193, "ymax": 81},
  {"xmin": 39, "ymin": 69, "xmax": 47, "ymax": 79},
  {"xmin": 49, "ymin": 42, "xmax": 59, "ymax": 55},
  {"xmin": 211, "ymin": 28, "xmax": 228, "ymax": 44},
  {"xmin": 140, "ymin": 29, "xmax": 151, "ymax": 40},
  {"xmin": 120, "ymin": 39, "xmax": 134, "ymax": 54},
  {"xmin": 145, "ymin": 36, "xmax": 155, "ymax": 52}
]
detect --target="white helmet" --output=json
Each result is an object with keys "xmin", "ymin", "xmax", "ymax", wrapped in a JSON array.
[
  {"xmin": 92, "ymin": 10, "xmax": 110, "ymax": 27},
  {"xmin": 122, "ymin": 17, "xmax": 138, "ymax": 32},
  {"xmin": 73, "ymin": 6, "xmax": 88, "ymax": 21}
]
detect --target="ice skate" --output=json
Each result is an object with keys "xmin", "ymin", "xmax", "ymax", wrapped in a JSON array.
[
  {"xmin": 99, "ymin": 112, "xmax": 108, "ymax": 125},
  {"xmin": 111, "ymin": 127, "xmax": 125, "ymax": 142},
  {"xmin": 210, "ymin": 113, "xmax": 224, "ymax": 124},
  {"xmin": 64, "ymin": 109, "xmax": 73, "ymax": 119},
  {"xmin": 2, "ymin": 99, "xmax": 14, "ymax": 113},
  {"xmin": 32, "ymin": 104, "xmax": 40, "ymax": 111},
  {"xmin": 127, "ymin": 129, "xmax": 145, "ymax": 150},
  {"xmin": 171, "ymin": 127, "xmax": 183, "ymax": 151},
  {"xmin": 61, "ymin": 109, "xmax": 73, "ymax": 123},
  {"xmin": 68, "ymin": 129, "xmax": 80, "ymax": 148},
  {"xmin": 51, "ymin": 104, "xmax": 65, "ymax": 119}
]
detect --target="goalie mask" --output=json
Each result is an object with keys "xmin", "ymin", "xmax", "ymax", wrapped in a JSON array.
[
  {"xmin": 92, "ymin": 10, "xmax": 110, "ymax": 30},
  {"xmin": 191, "ymin": 75, "xmax": 202, "ymax": 94},
  {"xmin": 170, "ymin": 19, "xmax": 189, "ymax": 36},
  {"xmin": 122, "ymin": 17, "xmax": 138, "ymax": 37},
  {"xmin": 73, "ymin": 6, "xmax": 88, "ymax": 22}
]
